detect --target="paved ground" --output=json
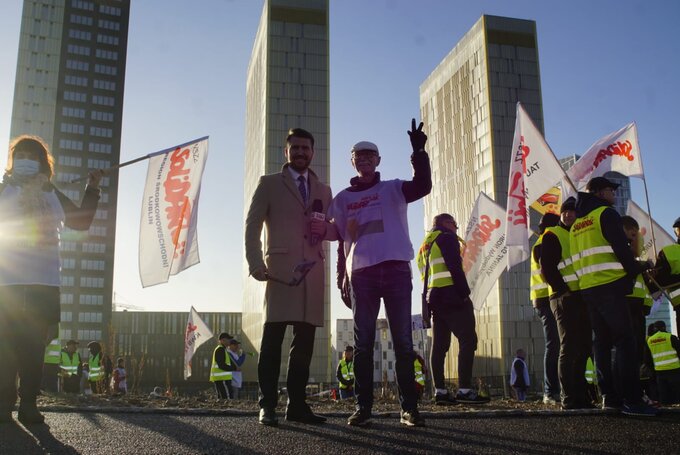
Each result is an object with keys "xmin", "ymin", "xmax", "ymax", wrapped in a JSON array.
[{"xmin": 2, "ymin": 408, "xmax": 680, "ymax": 454}]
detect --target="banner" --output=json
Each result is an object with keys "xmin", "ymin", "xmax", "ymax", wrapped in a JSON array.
[
  {"xmin": 625, "ymin": 200, "xmax": 675, "ymax": 261},
  {"xmin": 530, "ymin": 186, "xmax": 561, "ymax": 216},
  {"xmin": 184, "ymin": 306, "xmax": 214, "ymax": 380},
  {"xmin": 139, "ymin": 137, "xmax": 209, "ymax": 287},
  {"xmin": 505, "ymin": 102, "xmax": 568, "ymax": 268},
  {"xmin": 463, "ymin": 192, "xmax": 508, "ymax": 310},
  {"xmin": 568, "ymin": 122, "xmax": 643, "ymax": 188}
]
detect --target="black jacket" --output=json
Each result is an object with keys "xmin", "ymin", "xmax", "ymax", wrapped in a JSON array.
[
  {"xmin": 574, "ymin": 191, "xmax": 644, "ymax": 295},
  {"xmin": 540, "ymin": 222, "xmax": 570, "ymax": 298},
  {"xmin": 214, "ymin": 345, "xmax": 236, "ymax": 373}
]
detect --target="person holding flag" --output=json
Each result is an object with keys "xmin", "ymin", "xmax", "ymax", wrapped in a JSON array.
[
  {"xmin": 0, "ymin": 135, "xmax": 102, "ymax": 425},
  {"xmin": 570, "ymin": 176, "xmax": 656, "ymax": 416},
  {"xmin": 650, "ymin": 217, "xmax": 680, "ymax": 332}
]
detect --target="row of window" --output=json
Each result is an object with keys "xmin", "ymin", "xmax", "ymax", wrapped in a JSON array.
[
  {"xmin": 69, "ymin": 29, "xmax": 91, "ymax": 41},
  {"xmin": 65, "ymin": 75, "xmax": 88, "ymax": 86},
  {"xmin": 58, "ymin": 123, "xmax": 114, "ymax": 138},
  {"xmin": 61, "ymin": 294, "xmax": 106, "ymax": 306},
  {"xmin": 81, "ymin": 277, "xmax": 105, "ymax": 288},
  {"xmin": 68, "ymin": 30, "xmax": 119, "ymax": 47},
  {"xmin": 95, "ymin": 64, "xmax": 117, "ymax": 76},
  {"xmin": 67, "ymin": 44, "xmax": 90, "ymax": 56},
  {"xmin": 59, "ymin": 190, "xmax": 110, "ymax": 205},
  {"xmin": 62, "ymin": 106, "xmax": 85, "ymax": 118},
  {"xmin": 91, "ymin": 110, "xmax": 114, "ymax": 122},
  {"xmin": 72, "ymin": 0, "xmax": 94, "ymax": 12},
  {"xmin": 88, "ymin": 159, "xmax": 110, "ymax": 169},
  {"xmin": 59, "ymin": 242, "xmax": 107, "ymax": 254},
  {"xmin": 58, "ymin": 155, "xmax": 82, "ymax": 167}
]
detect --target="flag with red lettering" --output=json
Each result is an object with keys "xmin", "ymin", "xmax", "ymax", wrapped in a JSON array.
[
  {"xmin": 505, "ymin": 103, "xmax": 568, "ymax": 268},
  {"xmin": 568, "ymin": 122, "xmax": 643, "ymax": 188},
  {"xmin": 463, "ymin": 192, "xmax": 508, "ymax": 310},
  {"xmin": 139, "ymin": 137, "xmax": 209, "ymax": 287},
  {"xmin": 626, "ymin": 200, "xmax": 675, "ymax": 261},
  {"xmin": 184, "ymin": 306, "xmax": 214, "ymax": 380}
]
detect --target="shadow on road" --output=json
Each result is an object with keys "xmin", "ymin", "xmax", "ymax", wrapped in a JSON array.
[{"xmin": 0, "ymin": 419, "xmax": 78, "ymax": 454}]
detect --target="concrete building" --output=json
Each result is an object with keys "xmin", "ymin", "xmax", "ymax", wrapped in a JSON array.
[
  {"xmin": 110, "ymin": 311, "xmax": 253, "ymax": 391},
  {"xmin": 9, "ymin": 0, "xmax": 130, "ymax": 348},
  {"xmin": 242, "ymin": 0, "xmax": 331, "ymax": 382},
  {"xmin": 333, "ymin": 319, "xmax": 431, "ymax": 386},
  {"xmin": 419, "ymin": 15, "xmax": 544, "ymax": 391}
]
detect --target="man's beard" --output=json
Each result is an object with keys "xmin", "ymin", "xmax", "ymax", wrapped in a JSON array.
[{"xmin": 289, "ymin": 156, "xmax": 309, "ymax": 172}]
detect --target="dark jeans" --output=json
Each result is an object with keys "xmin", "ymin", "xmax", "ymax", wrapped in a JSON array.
[
  {"xmin": 656, "ymin": 369, "xmax": 680, "ymax": 404},
  {"xmin": 581, "ymin": 287, "xmax": 642, "ymax": 405},
  {"xmin": 0, "ymin": 285, "xmax": 58, "ymax": 411},
  {"xmin": 351, "ymin": 261, "xmax": 417, "ymax": 412},
  {"xmin": 626, "ymin": 297, "xmax": 647, "ymax": 371},
  {"xmin": 429, "ymin": 287, "xmax": 477, "ymax": 390},
  {"xmin": 214, "ymin": 380, "xmax": 231, "ymax": 399},
  {"xmin": 41, "ymin": 363, "xmax": 60, "ymax": 393},
  {"xmin": 534, "ymin": 297, "xmax": 560, "ymax": 397},
  {"xmin": 258, "ymin": 321, "xmax": 315, "ymax": 410},
  {"xmin": 550, "ymin": 293, "xmax": 591, "ymax": 407}
]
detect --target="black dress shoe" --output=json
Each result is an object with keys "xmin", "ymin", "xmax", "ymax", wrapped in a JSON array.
[
  {"xmin": 285, "ymin": 407, "xmax": 327, "ymax": 424},
  {"xmin": 259, "ymin": 407, "xmax": 278, "ymax": 426}
]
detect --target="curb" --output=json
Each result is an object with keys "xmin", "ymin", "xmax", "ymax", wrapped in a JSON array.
[{"xmin": 34, "ymin": 405, "xmax": 680, "ymax": 418}]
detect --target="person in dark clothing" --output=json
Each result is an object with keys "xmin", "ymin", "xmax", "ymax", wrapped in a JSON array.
[
  {"xmin": 644, "ymin": 321, "xmax": 680, "ymax": 404},
  {"xmin": 417, "ymin": 213, "xmax": 488, "ymax": 405},
  {"xmin": 570, "ymin": 176, "xmax": 656, "ymax": 417},
  {"xmin": 650, "ymin": 217, "xmax": 680, "ymax": 334},
  {"xmin": 531, "ymin": 212, "xmax": 561, "ymax": 404},
  {"xmin": 541, "ymin": 197, "xmax": 592, "ymax": 409}
]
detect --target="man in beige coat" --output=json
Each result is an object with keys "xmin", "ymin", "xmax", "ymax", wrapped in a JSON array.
[{"xmin": 245, "ymin": 128, "xmax": 332, "ymax": 426}]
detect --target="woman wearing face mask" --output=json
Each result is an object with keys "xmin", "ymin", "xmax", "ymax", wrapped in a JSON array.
[{"xmin": 0, "ymin": 135, "xmax": 102, "ymax": 425}]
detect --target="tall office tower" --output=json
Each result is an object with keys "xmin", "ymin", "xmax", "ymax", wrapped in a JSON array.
[
  {"xmin": 560, "ymin": 155, "xmax": 631, "ymax": 215},
  {"xmin": 420, "ymin": 15, "xmax": 544, "ymax": 389},
  {"xmin": 242, "ymin": 0, "xmax": 331, "ymax": 382},
  {"xmin": 10, "ymin": 0, "xmax": 130, "ymax": 349}
]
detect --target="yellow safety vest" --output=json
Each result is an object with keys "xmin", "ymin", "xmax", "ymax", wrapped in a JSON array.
[
  {"xmin": 585, "ymin": 357, "xmax": 597, "ymax": 384},
  {"xmin": 570, "ymin": 206, "xmax": 626, "ymax": 290},
  {"xmin": 60, "ymin": 351, "xmax": 81, "ymax": 376},
  {"xmin": 44, "ymin": 338, "xmax": 61, "ymax": 365},
  {"xmin": 543, "ymin": 226, "xmax": 580, "ymax": 295},
  {"xmin": 209, "ymin": 345, "xmax": 232, "ymax": 382},
  {"xmin": 417, "ymin": 230, "xmax": 454, "ymax": 289},
  {"xmin": 647, "ymin": 331, "xmax": 680, "ymax": 371},
  {"xmin": 414, "ymin": 358, "xmax": 425, "ymax": 386},
  {"xmin": 530, "ymin": 235, "xmax": 549, "ymax": 300},
  {"xmin": 339, "ymin": 359, "xmax": 354, "ymax": 389},
  {"xmin": 89, "ymin": 353, "xmax": 102, "ymax": 382},
  {"xmin": 627, "ymin": 274, "xmax": 652, "ymax": 308},
  {"xmin": 661, "ymin": 244, "xmax": 680, "ymax": 307}
]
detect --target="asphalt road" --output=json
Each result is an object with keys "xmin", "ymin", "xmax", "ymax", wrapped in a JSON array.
[{"xmin": 2, "ymin": 410, "xmax": 680, "ymax": 455}]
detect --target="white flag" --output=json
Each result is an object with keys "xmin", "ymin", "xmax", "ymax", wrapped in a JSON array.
[
  {"xmin": 463, "ymin": 192, "xmax": 508, "ymax": 310},
  {"xmin": 505, "ymin": 102, "xmax": 567, "ymax": 268},
  {"xmin": 568, "ymin": 122, "xmax": 643, "ymax": 188},
  {"xmin": 139, "ymin": 137, "xmax": 209, "ymax": 287},
  {"xmin": 626, "ymin": 200, "xmax": 675, "ymax": 261},
  {"xmin": 184, "ymin": 306, "xmax": 213, "ymax": 380}
]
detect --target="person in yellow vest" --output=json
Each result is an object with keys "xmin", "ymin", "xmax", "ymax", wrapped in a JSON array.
[
  {"xmin": 413, "ymin": 352, "xmax": 427, "ymax": 399},
  {"xmin": 336, "ymin": 346, "xmax": 355, "ymax": 399},
  {"xmin": 60, "ymin": 340, "xmax": 82, "ymax": 394},
  {"xmin": 644, "ymin": 321, "xmax": 680, "ymax": 404},
  {"xmin": 42, "ymin": 334, "xmax": 61, "ymax": 393},
  {"xmin": 584, "ymin": 356, "xmax": 599, "ymax": 404},
  {"xmin": 87, "ymin": 341, "xmax": 104, "ymax": 394},
  {"xmin": 210, "ymin": 332, "xmax": 235, "ymax": 399},
  {"xmin": 570, "ymin": 176, "xmax": 657, "ymax": 417},
  {"xmin": 541, "ymin": 197, "xmax": 592, "ymax": 410},
  {"xmin": 650, "ymin": 217, "xmax": 680, "ymax": 336},
  {"xmin": 417, "ymin": 213, "xmax": 488, "ymax": 406},
  {"xmin": 621, "ymin": 216, "xmax": 654, "ymax": 375},
  {"xmin": 531, "ymin": 212, "xmax": 561, "ymax": 405}
]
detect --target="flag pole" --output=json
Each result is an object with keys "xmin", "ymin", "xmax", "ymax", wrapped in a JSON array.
[
  {"xmin": 636, "ymin": 122, "xmax": 658, "ymax": 258},
  {"xmin": 69, "ymin": 136, "xmax": 209, "ymax": 183}
]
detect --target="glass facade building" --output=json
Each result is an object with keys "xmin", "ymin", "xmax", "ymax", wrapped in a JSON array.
[
  {"xmin": 419, "ymin": 15, "xmax": 544, "ymax": 389},
  {"xmin": 10, "ymin": 0, "xmax": 129, "ymax": 353},
  {"xmin": 242, "ymin": 0, "xmax": 331, "ymax": 382}
]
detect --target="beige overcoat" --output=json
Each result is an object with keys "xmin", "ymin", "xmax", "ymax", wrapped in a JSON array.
[{"xmin": 244, "ymin": 164, "xmax": 332, "ymax": 327}]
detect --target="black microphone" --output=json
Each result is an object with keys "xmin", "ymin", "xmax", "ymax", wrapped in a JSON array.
[{"xmin": 311, "ymin": 199, "xmax": 324, "ymax": 245}]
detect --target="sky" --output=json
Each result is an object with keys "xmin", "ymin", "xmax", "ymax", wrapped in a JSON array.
[{"xmin": 0, "ymin": 0, "xmax": 679, "ymax": 324}]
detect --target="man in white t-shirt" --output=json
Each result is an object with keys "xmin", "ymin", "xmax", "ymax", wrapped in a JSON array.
[{"xmin": 227, "ymin": 340, "xmax": 246, "ymax": 400}]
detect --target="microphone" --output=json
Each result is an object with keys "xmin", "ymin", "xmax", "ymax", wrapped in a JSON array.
[{"xmin": 311, "ymin": 199, "xmax": 324, "ymax": 245}]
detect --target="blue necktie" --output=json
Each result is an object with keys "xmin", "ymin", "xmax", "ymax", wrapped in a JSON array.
[{"xmin": 297, "ymin": 175, "xmax": 307, "ymax": 205}]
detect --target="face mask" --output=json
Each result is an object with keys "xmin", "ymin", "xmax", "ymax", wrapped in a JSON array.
[{"xmin": 13, "ymin": 159, "xmax": 40, "ymax": 176}]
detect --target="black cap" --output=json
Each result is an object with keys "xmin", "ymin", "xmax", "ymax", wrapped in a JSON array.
[
  {"xmin": 560, "ymin": 197, "xmax": 576, "ymax": 213},
  {"xmin": 673, "ymin": 217, "xmax": 680, "ymax": 228},
  {"xmin": 344, "ymin": 345, "xmax": 354, "ymax": 352},
  {"xmin": 586, "ymin": 176, "xmax": 620, "ymax": 193},
  {"xmin": 218, "ymin": 332, "xmax": 232, "ymax": 340},
  {"xmin": 66, "ymin": 339, "xmax": 78, "ymax": 346},
  {"xmin": 538, "ymin": 212, "xmax": 560, "ymax": 231},
  {"xmin": 654, "ymin": 320, "xmax": 667, "ymax": 332}
]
